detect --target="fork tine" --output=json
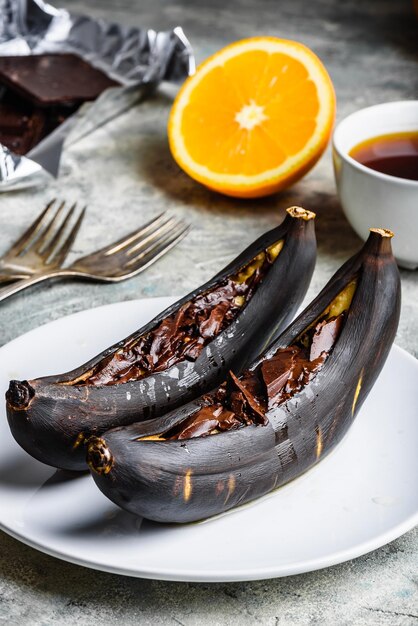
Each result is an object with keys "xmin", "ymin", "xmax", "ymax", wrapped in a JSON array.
[
  {"xmin": 123, "ymin": 216, "xmax": 180, "ymax": 258},
  {"xmin": 41, "ymin": 202, "xmax": 77, "ymax": 260},
  {"xmin": 35, "ymin": 200, "xmax": 66, "ymax": 255},
  {"xmin": 6, "ymin": 199, "xmax": 57, "ymax": 256},
  {"xmin": 124, "ymin": 222, "xmax": 190, "ymax": 270},
  {"xmin": 103, "ymin": 212, "xmax": 169, "ymax": 257},
  {"xmin": 51, "ymin": 206, "xmax": 87, "ymax": 267}
]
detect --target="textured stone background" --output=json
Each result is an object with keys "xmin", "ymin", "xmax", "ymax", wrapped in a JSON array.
[{"xmin": 0, "ymin": 0, "xmax": 417, "ymax": 624}]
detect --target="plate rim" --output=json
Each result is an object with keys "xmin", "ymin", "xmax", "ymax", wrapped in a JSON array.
[
  {"xmin": 0, "ymin": 297, "xmax": 417, "ymax": 582},
  {"xmin": 1, "ymin": 503, "xmax": 418, "ymax": 582}
]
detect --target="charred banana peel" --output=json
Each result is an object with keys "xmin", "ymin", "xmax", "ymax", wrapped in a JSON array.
[
  {"xmin": 6, "ymin": 207, "xmax": 316, "ymax": 470},
  {"xmin": 87, "ymin": 228, "xmax": 401, "ymax": 524}
]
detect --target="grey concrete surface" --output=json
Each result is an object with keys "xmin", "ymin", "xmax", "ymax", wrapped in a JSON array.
[{"xmin": 0, "ymin": 0, "xmax": 417, "ymax": 624}]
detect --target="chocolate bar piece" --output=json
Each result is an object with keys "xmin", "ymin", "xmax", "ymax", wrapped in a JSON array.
[
  {"xmin": 0, "ymin": 89, "xmax": 79, "ymax": 155},
  {"xmin": 0, "ymin": 53, "xmax": 120, "ymax": 107},
  {"xmin": 0, "ymin": 91, "xmax": 46, "ymax": 155}
]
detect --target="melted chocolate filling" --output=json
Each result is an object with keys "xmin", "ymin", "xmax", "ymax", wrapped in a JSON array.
[
  {"xmin": 80, "ymin": 245, "xmax": 282, "ymax": 386},
  {"xmin": 163, "ymin": 312, "xmax": 345, "ymax": 441}
]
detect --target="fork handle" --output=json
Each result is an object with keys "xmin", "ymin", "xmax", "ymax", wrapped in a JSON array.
[{"xmin": 0, "ymin": 269, "xmax": 69, "ymax": 304}]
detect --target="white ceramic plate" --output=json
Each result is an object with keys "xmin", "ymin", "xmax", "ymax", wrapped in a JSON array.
[{"xmin": 0, "ymin": 297, "xmax": 417, "ymax": 582}]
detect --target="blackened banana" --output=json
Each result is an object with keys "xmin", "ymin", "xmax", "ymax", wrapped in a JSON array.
[
  {"xmin": 6, "ymin": 207, "xmax": 316, "ymax": 470},
  {"xmin": 87, "ymin": 228, "xmax": 401, "ymax": 523}
]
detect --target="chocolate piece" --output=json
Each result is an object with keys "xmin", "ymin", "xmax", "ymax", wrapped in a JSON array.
[
  {"xmin": 261, "ymin": 346, "xmax": 299, "ymax": 406},
  {"xmin": 199, "ymin": 301, "xmax": 230, "ymax": 339},
  {"xmin": 166, "ymin": 404, "xmax": 240, "ymax": 440},
  {"xmin": 0, "ymin": 87, "xmax": 79, "ymax": 155},
  {"xmin": 229, "ymin": 370, "xmax": 267, "ymax": 424},
  {"xmin": 310, "ymin": 315, "xmax": 344, "ymax": 360},
  {"xmin": 0, "ymin": 54, "xmax": 120, "ymax": 107},
  {"xmin": 261, "ymin": 315, "xmax": 346, "ymax": 408},
  {"xmin": 0, "ymin": 91, "xmax": 46, "ymax": 154},
  {"xmin": 216, "ymin": 408, "xmax": 242, "ymax": 431},
  {"xmin": 176, "ymin": 415, "xmax": 219, "ymax": 440},
  {"xmin": 266, "ymin": 349, "xmax": 326, "ymax": 408},
  {"xmin": 0, "ymin": 53, "xmax": 118, "ymax": 154}
]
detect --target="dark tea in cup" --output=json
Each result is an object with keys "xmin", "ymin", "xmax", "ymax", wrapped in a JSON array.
[{"xmin": 349, "ymin": 131, "xmax": 418, "ymax": 181}]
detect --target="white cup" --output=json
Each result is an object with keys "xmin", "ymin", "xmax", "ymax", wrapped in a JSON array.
[{"xmin": 333, "ymin": 101, "xmax": 418, "ymax": 269}]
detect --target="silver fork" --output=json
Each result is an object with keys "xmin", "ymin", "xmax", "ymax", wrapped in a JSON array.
[
  {"xmin": 0, "ymin": 213, "xmax": 190, "ymax": 304},
  {"xmin": 0, "ymin": 199, "xmax": 86, "ymax": 283}
]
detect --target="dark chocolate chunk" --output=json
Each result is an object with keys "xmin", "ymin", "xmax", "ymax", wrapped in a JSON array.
[
  {"xmin": 176, "ymin": 415, "xmax": 219, "ymax": 440},
  {"xmin": 166, "ymin": 404, "xmax": 240, "ymax": 440},
  {"xmin": 310, "ymin": 315, "xmax": 344, "ymax": 360},
  {"xmin": 229, "ymin": 370, "xmax": 267, "ymax": 424},
  {"xmin": 0, "ymin": 54, "xmax": 120, "ymax": 107},
  {"xmin": 199, "ymin": 301, "xmax": 230, "ymax": 338},
  {"xmin": 261, "ymin": 315, "xmax": 345, "ymax": 409},
  {"xmin": 0, "ymin": 93, "xmax": 45, "ymax": 154},
  {"xmin": 277, "ymin": 352, "xmax": 326, "ymax": 405},
  {"xmin": 0, "ymin": 87, "xmax": 79, "ymax": 155},
  {"xmin": 261, "ymin": 346, "xmax": 299, "ymax": 406}
]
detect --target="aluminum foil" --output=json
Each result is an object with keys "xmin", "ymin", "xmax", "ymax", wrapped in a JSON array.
[{"xmin": 0, "ymin": 0, "xmax": 194, "ymax": 190}]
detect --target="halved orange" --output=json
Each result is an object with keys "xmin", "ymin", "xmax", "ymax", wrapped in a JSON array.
[{"xmin": 168, "ymin": 37, "xmax": 336, "ymax": 198}]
